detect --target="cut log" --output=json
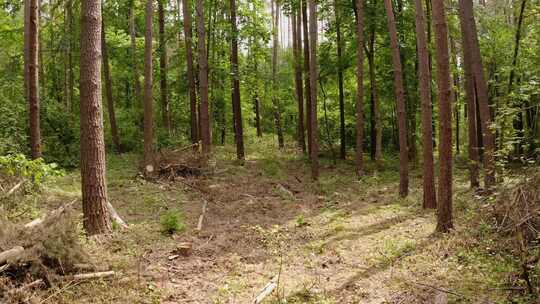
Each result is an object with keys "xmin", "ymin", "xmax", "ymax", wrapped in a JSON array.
[
  {"xmin": 196, "ymin": 200, "xmax": 208, "ymax": 232},
  {"xmin": 107, "ymin": 201, "xmax": 128, "ymax": 229},
  {"xmin": 174, "ymin": 242, "xmax": 193, "ymax": 257},
  {"xmin": 70, "ymin": 271, "xmax": 116, "ymax": 281},
  {"xmin": 0, "ymin": 246, "xmax": 24, "ymax": 265},
  {"xmin": 252, "ymin": 276, "xmax": 278, "ymax": 304},
  {"xmin": 24, "ymin": 199, "xmax": 77, "ymax": 229}
]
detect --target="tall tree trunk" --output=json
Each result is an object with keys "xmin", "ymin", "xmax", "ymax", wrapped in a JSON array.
[
  {"xmin": 414, "ymin": 0, "xmax": 436, "ymax": 209},
  {"xmin": 229, "ymin": 0, "xmax": 245, "ymax": 160},
  {"xmin": 129, "ymin": 0, "xmax": 143, "ymax": 106},
  {"xmin": 354, "ymin": 0, "xmax": 365, "ymax": 176},
  {"xmin": 432, "ymin": 0, "xmax": 453, "ymax": 232},
  {"xmin": 271, "ymin": 0, "xmax": 284, "ymax": 149},
  {"xmin": 196, "ymin": 0, "xmax": 211, "ymax": 155},
  {"xmin": 383, "ymin": 0, "xmax": 409, "ymax": 197},
  {"xmin": 292, "ymin": 9, "xmax": 306, "ymax": 153},
  {"xmin": 25, "ymin": 0, "xmax": 41, "ymax": 159},
  {"xmin": 182, "ymin": 0, "xmax": 199, "ymax": 146},
  {"xmin": 335, "ymin": 0, "xmax": 346, "ymax": 160},
  {"xmin": 63, "ymin": 0, "xmax": 73, "ymax": 112},
  {"xmin": 459, "ymin": 0, "xmax": 496, "ymax": 188},
  {"xmin": 461, "ymin": 18, "xmax": 480, "ymax": 188},
  {"xmin": 308, "ymin": 0, "xmax": 319, "ymax": 180},
  {"xmin": 450, "ymin": 35, "xmax": 460, "ymax": 155},
  {"xmin": 366, "ymin": 13, "xmax": 382, "ymax": 165},
  {"xmin": 101, "ymin": 19, "xmax": 122, "ymax": 153},
  {"xmin": 80, "ymin": 0, "xmax": 111, "ymax": 235},
  {"xmin": 254, "ymin": 92, "xmax": 262, "ymax": 137},
  {"xmin": 143, "ymin": 0, "xmax": 155, "ymax": 175},
  {"xmin": 302, "ymin": 0, "xmax": 312, "ymax": 157},
  {"xmin": 158, "ymin": 0, "xmax": 171, "ymax": 134}
]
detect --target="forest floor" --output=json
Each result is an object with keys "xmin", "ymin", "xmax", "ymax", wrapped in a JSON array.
[{"xmin": 17, "ymin": 138, "xmax": 516, "ymax": 303}]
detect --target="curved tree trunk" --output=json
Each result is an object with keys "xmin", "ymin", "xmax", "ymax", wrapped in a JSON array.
[
  {"xmin": 80, "ymin": 0, "xmax": 111, "ymax": 235},
  {"xmin": 413, "ymin": 0, "xmax": 436, "ymax": 209},
  {"xmin": 383, "ymin": 0, "xmax": 409, "ymax": 197},
  {"xmin": 354, "ymin": 0, "xmax": 365, "ymax": 177},
  {"xmin": 158, "ymin": 0, "xmax": 171, "ymax": 134},
  {"xmin": 229, "ymin": 0, "xmax": 245, "ymax": 160},
  {"xmin": 181, "ymin": 0, "xmax": 199, "ymax": 146},
  {"xmin": 143, "ymin": 0, "xmax": 155, "ymax": 175},
  {"xmin": 432, "ymin": 0, "xmax": 453, "ymax": 232},
  {"xmin": 26, "ymin": 0, "xmax": 41, "ymax": 159},
  {"xmin": 308, "ymin": 0, "xmax": 319, "ymax": 180},
  {"xmin": 196, "ymin": 0, "xmax": 211, "ymax": 155}
]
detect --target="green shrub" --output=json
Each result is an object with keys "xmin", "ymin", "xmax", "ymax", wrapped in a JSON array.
[
  {"xmin": 160, "ymin": 210, "xmax": 185, "ymax": 234},
  {"xmin": 0, "ymin": 154, "xmax": 63, "ymax": 187}
]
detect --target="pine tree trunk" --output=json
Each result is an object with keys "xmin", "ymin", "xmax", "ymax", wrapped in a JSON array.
[
  {"xmin": 80, "ymin": 0, "xmax": 111, "ymax": 235},
  {"xmin": 229, "ymin": 0, "xmax": 245, "ymax": 160},
  {"xmin": 101, "ymin": 19, "xmax": 122, "ymax": 153},
  {"xmin": 271, "ymin": 0, "xmax": 284, "ymax": 149},
  {"xmin": 414, "ymin": 0, "xmax": 436, "ymax": 209},
  {"xmin": 143, "ymin": 0, "xmax": 155, "ymax": 175},
  {"xmin": 182, "ymin": 0, "xmax": 199, "ymax": 146},
  {"xmin": 367, "ymin": 23, "xmax": 382, "ymax": 165},
  {"xmin": 292, "ymin": 9, "xmax": 306, "ymax": 153},
  {"xmin": 158, "ymin": 0, "xmax": 171, "ymax": 134},
  {"xmin": 302, "ymin": 0, "xmax": 312, "ymax": 157},
  {"xmin": 383, "ymin": 0, "xmax": 409, "ymax": 197},
  {"xmin": 129, "ymin": 0, "xmax": 143, "ymax": 106},
  {"xmin": 25, "ymin": 0, "xmax": 41, "ymax": 159},
  {"xmin": 432, "ymin": 0, "xmax": 453, "ymax": 233},
  {"xmin": 64, "ymin": 0, "xmax": 73, "ymax": 112},
  {"xmin": 335, "ymin": 0, "xmax": 346, "ymax": 160},
  {"xmin": 196, "ymin": 0, "xmax": 211, "ymax": 155},
  {"xmin": 450, "ymin": 36, "xmax": 460, "ymax": 155},
  {"xmin": 459, "ymin": 0, "xmax": 496, "ymax": 188},
  {"xmin": 308, "ymin": 0, "xmax": 319, "ymax": 180},
  {"xmin": 354, "ymin": 0, "xmax": 365, "ymax": 176}
]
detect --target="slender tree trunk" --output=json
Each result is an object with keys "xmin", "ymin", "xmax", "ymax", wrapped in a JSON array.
[
  {"xmin": 414, "ymin": 0, "xmax": 436, "ymax": 209},
  {"xmin": 354, "ymin": 0, "xmax": 365, "ymax": 176},
  {"xmin": 461, "ymin": 18, "xmax": 480, "ymax": 188},
  {"xmin": 459, "ymin": 0, "xmax": 496, "ymax": 188},
  {"xmin": 254, "ymin": 92, "xmax": 262, "ymax": 137},
  {"xmin": 383, "ymin": 0, "xmax": 409, "ymax": 197},
  {"xmin": 432, "ymin": 0, "xmax": 453, "ymax": 232},
  {"xmin": 80, "ymin": 0, "xmax": 111, "ymax": 235},
  {"xmin": 271, "ymin": 0, "xmax": 284, "ymax": 149},
  {"xmin": 229, "ymin": 0, "xmax": 245, "ymax": 160},
  {"xmin": 143, "ymin": 0, "xmax": 155, "ymax": 175},
  {"xmin": 129, "ymin": 0, "xmax": 143, "ymax": 107},
  {"xmin": 450, "ymin": 36, "xmax": 460, "ymax": 155},
  {"xmin": 64, "ymin": 0, "xmax": 73, "ymax": 112},
  {"xmin": 158, "ymin": 0, "xmax": 171, "ymax": 134},
  {"xmin": 101, "ymin": 19, "xmax": 122, "ymax": 153},
  {"xmin": 25, "ymin": 0, "xmax": 41, "ymax": 159},
  {"xmin": 302, "ymin": 0, "xmax": 312, "ymax": 157},
  {"xmin": 196, "ymin": 0, "xmax": 211, "ymax": 155},
  {"xmin": 292, "ymin": 9, "xmax": 306, "ymax": 153},
  {"xmin": 308, "ymin": 0, "xmax": 319, "ymax": 180},
  {"xmin": 335, "ymin": 0, "xmax": 346, "ymax": 160},
  {"xmin": 367, "ymin": 23, "xmax": 382, "ymax": 165},
  {"xmin": 182, "ymin": 0, "xmax": 199, "ymax": 146}
]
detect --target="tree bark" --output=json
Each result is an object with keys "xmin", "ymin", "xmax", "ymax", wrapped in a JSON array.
[
  {"xmin": 308, "ymin": 0, "xmax": 319, "ymax": 180},
  {"xmin": 459, "ymin": 0, "xmax": 496, "ymax": 188},
  {"xmin": 25, "ymin": 0, "xmax": 41, "ymax": 159},
  {"xmin": 292, "ymin": 9, "xmax": 306, "ymax": 153},
  {"xmin": 302, "ymin": 0, "xmax": 312, "ymax": 157},
  {"xmin": 383, "ymin": 0, "xmax": 409, "ymax": 197},
  {"xmin": 80, "ymin": 0, "xmax": 112, "ymax": 235},
  {"xmin": 432, "ymin": 0, "xmax": 453, "ymax": 233},
  {"xmin": 335, "ymin": 0, "xmax": 346, "ymax": 160},
  {"xmin": 158, "ymin": 0, "xmax": 171, "ymax": 134},
  {"xmin": 196, "ymin": 0, "xmax": 211, "ymax": 155},
  {"xmin": 182, "ymin": 0, "xmax": 199, "ymax": 146},
  {"xmin": 271, "ymin": 0, "xmax": 284, "ymax": 149},
  {"xmin": 143, "ymin": 0, "xmax": 155, "ymax": 175},
  {"xmin": 101, "ymin": 19, "xmax": 122, "ymax": 153},
  {"xmin": 229, "ymin": 0, "xmax": 245, "ymax": 160},
  {"xmin": 129, "ymin": 0, "xmax": 143, "ymax": 106},
  {"xmin": 366, "ymin": 17, "xmax": 382, "ymax": 165},
  {"xmin": 354, "ymin": 0, "xmax": 365, "ymax": 176},
  {"xmin": 414, "ymin": 0, "xmax": 436, "ymax": 209},
  {"xmin": 63, "ymin": 0, "xmax": 74, "ymax": 112},
  {"xmin": 450, "ymin": 35, "xmax": 460, "ymax": 156}
]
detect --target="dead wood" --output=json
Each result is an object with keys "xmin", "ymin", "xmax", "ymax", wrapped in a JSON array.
[
  {"xmin": 196, "ymin": 200, "xmax": 208, "ymax": 232},
  {"xmin": 68, "ymin": 271, "xmax": 116, "ymax": 281},
  {"xmin": 252, "ymin": 276, "xmax": 278, "ymax": 304},
  {"xmin": 3, "ymin": 180, "xmax": 24, "ymax": 198},
  {"xmin": 24, "ymin": 199, "xmax": 77, "ymax": 229},
  {"xmin": 0, "ymin": 246, "xmax": 24, "ymax": 265},
  {"xmin": 7, "ymin": 279, "xmax": 45, "ymax": 295},
  {"xmin": 107, "ymin": 201, "xmax": 128, "ymax": 229}
]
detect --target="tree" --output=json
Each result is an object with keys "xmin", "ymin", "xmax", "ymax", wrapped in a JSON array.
[
  {"xmin": 413, "ymin": 0, "xmax": 436, "ymax": 209},
  {"xmin": 101, "ymin": 19, "xmax": 122, "ymax": 153},
  {"xmin": 63, "ymin": 0, "xmax": 74, "ymax": 112},
  {"xmin": 80, "ymin": 0, "xmax": 111, "ymax": 234},
  {"xmin": 196, "ymin": 0, "xmax": 211, "ymax": 155},
  {"xmin": 182, "ymin": 0, "xmax": 199, "ymax": 146},
  {"xmin": 143, "ymin": 0, "xmax": 155, "ymax": 175},
  {"xmin": 158, "ymin": 0, "xmax": 171, "ymax": 134},
  {"xmin": 302, "ymin": 0, "xmax": 312, "ymax": 157},
  {"xmin": 129, "ymin": 0, "xmax": 142, "ymax": 106},
  {"xmin": 25, "ymin": 0, "xmax": 41, "ymax": 159},
  {"xmin": 432, "ymin": 0, "xmax": 453, "ymax": 232},
  {"xmin": 335, "ymin": 0, "xmax": 346, "ymax": 160},
  {"xmin": 354, "ymin": 0, "xmax": 365, "ymax": 176},
  {"xmin": 271, "ymin": 0, "xmax": 284, "ymax": 149},
  {"xmin": 292, "ymin": 8, "xmax": 306, "ymax": 153},
  {"xmin": 383, "ymin": 0, "xmax": 408, "ymax": 197},
  {"xmin": 229, "ymin": 0, "xmax": 245, "ymax": 160},
  {"xmin": 308, "ymin": 0, "xmax": 319, "ymax": 180}
]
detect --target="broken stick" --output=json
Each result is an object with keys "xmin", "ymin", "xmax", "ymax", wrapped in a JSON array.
[
  {"xmin": 3, "ymin": 180, "xmax": 24, "ymax": 198},
  {"xmin": 107, "ymin": 201, "xmax": 128, "ymax": 229},
  {"xmin": 70, "ymin": 271, "xmax": 116, "ymax": 281},
  {"xmin": 252, "ymin": 276, "xmax": 278, "ymax": 304},
  {"xmin": 196, "ymin": 200, "xmax": 208, "ymax": 232},
  {"xmin": 24, "ymin": 199, "xmax": 77, "ymax": 229}
]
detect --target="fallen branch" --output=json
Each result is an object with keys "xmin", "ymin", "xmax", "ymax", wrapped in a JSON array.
[
  {"xmin": 107, "ymin": 201, "xmax": 128, "ymax": 229},
  {"xmin": 7, "ymin": 279, "xmax": 45, "ymax": 295},
  {"xmin": 252, "ymin": 276, "xmax": 278, "ymax": 304},
  {"xmin": 3, "ymin": 180, "xmax": 24, "ymax": 198},
  {"xmin": 68, "ymin": 271, "xmax": 116, "ymax": 281},
  {"xmin": 0, "ymin": 246, "xmax": 24, "ymax": 264},
  {"xmin": 25, "ymin": 199, "xmax": 77, "ymax": 229},
  {"xmin": 196, "ymin": 200, "xmax": 208, "ymax": 232}
]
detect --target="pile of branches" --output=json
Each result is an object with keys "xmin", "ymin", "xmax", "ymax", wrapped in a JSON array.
[
  {"xmin": 155, "ymin": 147, "xmax": 207, "ymax": 181},
  {"xmin": 489, "ymin": 169, "xmax": 540, "ymax": 297},
  {"xmin": 0, "ymin": 201, "xmax": 115, "ymax": 303}
]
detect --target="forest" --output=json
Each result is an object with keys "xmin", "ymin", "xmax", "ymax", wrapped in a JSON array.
[{"xmin": 0, "ymin": 0, "xmax": 539, "ymax": 301}]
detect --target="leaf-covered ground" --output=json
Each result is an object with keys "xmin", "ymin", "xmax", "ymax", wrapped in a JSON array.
[{"xmin": 15, "ymin": 138, "xmax": 516, "ymax": 303}]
